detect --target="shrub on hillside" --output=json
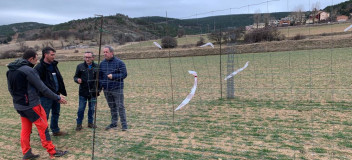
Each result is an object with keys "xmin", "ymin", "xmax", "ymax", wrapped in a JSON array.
[
  {"xmin": 18, "ymin": 41, "xmax": 29, "ymax": 52},
  {"xmin": 177, "ymin": 28, "xmax": 185, "ymax": 38},
  {"xmin": 0, "ymin": 50, "xmax": 18, "ymax": 59},
  {"xmin": 292, "ymin": 34, "xmax": 306, "ymax": 40},
  {"xmin": 2, "ymin": 40, "xmax": 8, "ymax": 44},
  {"xmin": 161, "ymin": 36, "xmax": 177, "ymax": 48},
  {"xmin": 34, "ymin": 45, "xmax": 40, "ymax": 51},
  {"xmin": 223, "ymin": 27, "xmax": 245, "ymax": 43},
  {"xmin": 181, "ymin": 44, "xmax": 194, "ymax": 48},
  {"xmin": 244, "ymin": 27, "xmax": 285, "ymax": 43},
  {"xmin": 196, "ymin": 37, "xmax": 205, "ymax": 46},
  {"xmin": 118, "ymin": 38, "xmax": 126, "ymax": 45},
  {"xmin": 207, "ymin": 31, "xmax": 222, "ymax": 43},
  {"xmin": 135, "ymin": 36, "xmax": 146, "ymax": 42},
  {"xmin": 125, "ymin": 34, "xmax": 134, "ymax": 42}
]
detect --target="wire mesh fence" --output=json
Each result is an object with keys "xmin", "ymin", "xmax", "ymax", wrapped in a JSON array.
[{"xmin": 0, "ymin": 0, "xmax": 351, "ymax": 159}]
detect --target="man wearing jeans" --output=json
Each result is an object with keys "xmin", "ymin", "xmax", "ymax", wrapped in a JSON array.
[
  {"xmin": 74, "ymin": 52, "xmax": 100, "ymax": 131},
  {"xmin": 99, "ymin": 46, "xmax": 128, "ymax": 131},
  {"xmin": 34, "ymin": 47, "xmax": 67, "ymax": 136}
]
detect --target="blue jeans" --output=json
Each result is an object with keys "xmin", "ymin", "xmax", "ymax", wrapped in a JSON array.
[
  {"xmin": 76, "ymin": 96, "xmax": 96, "ymax": 125},
  {"xmin": 104, "ymin": 89, "xmax": 127, "ymax": 129},
  {"xmin": 40, "ymin": 97, "xmax": 61, "ymax": 133}
]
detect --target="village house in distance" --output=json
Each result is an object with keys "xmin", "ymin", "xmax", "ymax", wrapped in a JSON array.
[{"xmin": 246, "ymin": 10, "xmax": 351, "ymax": 30}]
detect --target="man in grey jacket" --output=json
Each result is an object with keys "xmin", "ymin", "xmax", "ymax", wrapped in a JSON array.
[{"xmin": 7, "ymin": 49, "xmax": 68, "ymax": 159}]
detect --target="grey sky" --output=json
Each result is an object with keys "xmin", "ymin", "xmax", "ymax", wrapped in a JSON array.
[{"xmin": 0, "ymin": 0, "xmax": 348, "ymax": 25}]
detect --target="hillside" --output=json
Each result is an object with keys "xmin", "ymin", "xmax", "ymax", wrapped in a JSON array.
[
  {"xmin": 1, "ymin": 12, "xmax": 291, "ymax": 44},
  {"xmin": 0, "ymin": 22, "xmax": 49, "ymax": 37},
  {"xmin": 323, "ymin": 0, "xmax": 352, "ymax": 16},
  {"xmin": 0, "ymin": 22, "xmax": 49, "ymax": 43},
  {"xmin": 137, "ymin": 12, "xmax": 291, "ymax": 35},
  {"xmin": 13, "ymin": 14, "xmax": 162, "ymax": 44},
  {"xmin": 0, "ymin": 0, "xmax": 350, "ymax": 45}
]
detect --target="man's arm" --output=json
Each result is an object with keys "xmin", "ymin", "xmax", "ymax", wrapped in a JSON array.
[
  {"xmin": 26, "ymin": 68, "xmax": 61, "ymax": 101},
  {"xmin": 111, "ymin": 61, "xmax": 127, "ymax": 80},
  {"xmin": 73, "ymin": 64, "xmax": 82, "ymax": 84},
  {"xmin": 6, "ymin": 71, "xmax": 13, "ymax": 95}
]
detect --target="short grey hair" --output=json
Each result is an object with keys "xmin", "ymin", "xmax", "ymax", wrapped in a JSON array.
[{"xmin": 104, "ymin": 46, "xmax": 114, "ymax": 53}]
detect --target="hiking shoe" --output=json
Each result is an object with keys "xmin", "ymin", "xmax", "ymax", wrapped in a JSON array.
[
  {"xmin": 53, "ymin": 131, "xmax": 67, "ymax": 136},
  {"xmin": 76, "ymin": 124, "xmax": 82, "ymax": 131},
  {"xmin": 50, "ymin": 149, "xmax": 68, "ymax": 159},
  {"xmin": 88, "ymin": 123, "xmax": 97, "ymax": 128},
  {"xmin": 122, "ymin": 128, "xmax": 127, "ymax": 131},
  {"xmin": 105, "ymin": 124, "xmax": 117, "ymax": 130},
  {"xmin": 23, "ymin": 148, "xmax": 40, "ymax": 160}
]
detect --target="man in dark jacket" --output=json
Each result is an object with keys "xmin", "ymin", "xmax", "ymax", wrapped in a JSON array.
[
  {"xmin": 100, "ymin": 46, "xmax": 128, "ymax": 131},
  {"xmin": 34, "ymin": 47, "xmax": 67, "ymax": 136},
  {"xmin": 74, "ymin": 51, "xmax": 100, "ymax": 131},
  {"xmin": 7, "ymin": 49, "xmax": 68, "ymax": 159}
]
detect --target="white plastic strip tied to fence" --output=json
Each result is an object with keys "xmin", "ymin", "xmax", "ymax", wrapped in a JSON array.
[
  {"xmin": 199, "ymin": 42, "xmax": 214, "ymax": 48},
  {"xmin": 153, "ymin": 42, "xmax": 162, "ymax": 49},
  {"xmin": 224, "ymin": 61, "xmax": 249, "ymax": 81},
  {"xmin": 175, "ymin": 71, "xmax": 198, "ymax": 111}
]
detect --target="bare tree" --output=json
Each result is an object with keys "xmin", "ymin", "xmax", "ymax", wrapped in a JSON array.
[
  {"xmin": 58, "ymin": 37, "xmax": 65, "ymax": 49},
  {"xmin": 263, "ymin": 13, "xmax": 270, "ymax": 27},
  {"xmin": 253, "ymin": 10, "xmax": 262, "ymax": 29},
  {"xmin": 253, "ymin": 10, "xmax": 262, "ymax": 28},
  {"xmin": 34, "ymin": 45, "xmax": 40, "ymax": 51},
  {"xmin": 311, "ymin": 2, "xmax": 321, "ymax": 24},
  {"xmin": 67, "ymin": 35, "xmax": 76, "ymax": 46},
  {"xmin": 207, "ymin": 31, "xmax": 222, "ymax": 43},
  {"xmin": 292, "ymin": 5, "xmax": 305, "ymax": 25},
  {"xmin": 17, "ymin": 41, "xmax": 28, "ymax": 52},
  {"xmin": 196, "ymin": 37, "xmax": 205, "ymax": 46}
]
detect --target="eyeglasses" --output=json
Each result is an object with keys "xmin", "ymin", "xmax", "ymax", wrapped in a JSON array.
[{"xmin": 85, "ymin": 57, "xmax": 93, "ymax": 59}]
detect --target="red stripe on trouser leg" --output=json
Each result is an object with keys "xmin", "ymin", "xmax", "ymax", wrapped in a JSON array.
[
  {"xmin": 20, "ymin": 117, "xmax": 32, "ymax": 155},
  {"xmin": 32, "ymin": 105, "xmax": 56, "ymax": 155}
]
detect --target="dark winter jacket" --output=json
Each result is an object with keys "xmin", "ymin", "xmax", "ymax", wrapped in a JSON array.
[
  {"xmin": 7, "ymin": 58, "xmax": 60, "ymax": 111},
  {"xmin": 34, "ymin": 59, "xmax": 67, "ymax": 96},
  {"xmin": 99, "ymin": 56, "xmax": 127, "ymax": 90},
  {"xmin": 74, "ymin": 61, "xmax": 100, "ymax": 98}
]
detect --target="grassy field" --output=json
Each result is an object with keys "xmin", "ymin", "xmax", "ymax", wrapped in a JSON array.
[
  {"xmin": 279, "ymin": 22, "xmax": 352, "ymax": 37},
  {"xmin": 0, "ymin": 47, "xmax": 351, "ymax": 159},
  {"xmin": 120, "ymin": 34, "xmax": 210, "ymax": 51}
]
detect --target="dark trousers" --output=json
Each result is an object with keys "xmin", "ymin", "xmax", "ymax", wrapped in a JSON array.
[
  {"xmin": 40, "ymin": 96, "xmax": 61, "ymax": 133},
  {"xmin": 104, "ymin": 89, "xmax": 128, "ymax": 129},
  {"xmin": 76, "ymin": 96, "xmax": 96, "ymax": 125}
]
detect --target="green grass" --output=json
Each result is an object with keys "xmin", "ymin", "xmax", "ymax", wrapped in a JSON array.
[
  {"xmin": 278, "ymin": 23, "xmax": 352, "ymax": 37},
  {"xmin": 0, "ymin": 47, "xmax": 351, "ymax": 159},
  {"xmin": 121, "ymin": 34, "xmax": 209, "ymax": 51}
]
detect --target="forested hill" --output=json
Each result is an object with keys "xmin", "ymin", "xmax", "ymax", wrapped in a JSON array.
[
  {"xmin": 323, "ymin": 0, "xmax": 352, "ymax": 16},
  {"xmin": 1, "ymin": 0, "xmax": 350, "ymax": 44},
  {"xmin": 137, "ymin": 12, "xmax": 291, "ymax": 35},
  {"xmin": 0, "ymin": 22, "xmax": 49, "ymax": 42},
  {"xmin": 0, "ymin": 12, "xmax": 291, "ymax": 43}
]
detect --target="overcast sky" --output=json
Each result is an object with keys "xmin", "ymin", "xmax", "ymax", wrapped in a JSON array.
[{"xmin": 0, "ymin": 0, "xmax": 348, "ymax": 25}]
